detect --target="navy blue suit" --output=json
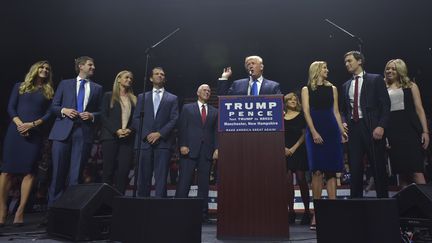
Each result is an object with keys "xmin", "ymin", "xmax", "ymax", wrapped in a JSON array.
[
  {"xmin": 48, "ymin": 78, "xmax": 102, "ymax": 205},
  {"xmin": 341, "ymin": 73, "xmax": 390, "ymax": 198},
  {"xmin": 217, "ymin": 77, "xmax": 281, "ymax": 95},
  {"xmin": 175, "ymin": 102, "xmax": 218, "ymax": 213},
  {"xmin": 133, "ymin": 90, "xmax": 178, "ymax": 197}
]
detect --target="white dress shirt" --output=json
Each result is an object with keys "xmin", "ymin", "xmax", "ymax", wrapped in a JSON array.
[
  {"xmin": 348, "ymin": 73, "xmax": 364, "ymax": 119},
  {"xmin": 248, "ymin": 75, "xmax": 264, "ymax": 95}
]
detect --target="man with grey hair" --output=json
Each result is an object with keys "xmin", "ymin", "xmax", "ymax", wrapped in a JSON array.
[
  {"xmin": 217, "ymin": 55, "xmax": 281, "ymax": 95},
  {"xmin": 175, "ymin": 84, "xmax": 218, "ymax": 222}
]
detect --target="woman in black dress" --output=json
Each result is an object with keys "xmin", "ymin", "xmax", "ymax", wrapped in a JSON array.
[
  {"xmin": 0, "ymin": 61, "xmax": 54, "ymax": 226},
  {"xmin": 384, "ymin": 59, "xmax": 429, "ymax": 185},
  {"xmin": 284, "ymin": 92, "xmax": 310, "ymax": 225},
  {"xmin": 100, "ymin": 70, "xmax": 136, "ymax": 194}
]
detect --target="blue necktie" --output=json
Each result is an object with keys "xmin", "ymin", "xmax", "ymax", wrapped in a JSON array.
[
  {"xmin": 251, "ymin": 80, "xmax": 258, "ymax": 96},
  {"xmin": 153, "ymin": 89, "xmax": 161, "ymax": 117},
  {"xmin": 77, "ymin": 79, "xmax": 86, "ymax": 112}
]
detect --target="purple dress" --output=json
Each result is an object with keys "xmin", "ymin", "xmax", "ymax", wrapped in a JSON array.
[{"xmin": 2, "ymin": 83, "xmax": 51, "ymax": 173}]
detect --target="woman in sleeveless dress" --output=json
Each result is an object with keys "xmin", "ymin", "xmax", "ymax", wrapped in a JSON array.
[
  {"xmin": 0, "ymin": 61, "xmax": 54, "ymax": 226},
  {"xmin": 301, "ymin": 61, "xmax": 347, "ymax": 229},
  {"xmin": 384, "ymin": 59, "xmax": 429, "ymax": 185},
  {"xmin": 284, "ymin": 92, "xmax": 310, "ymax": 225}
]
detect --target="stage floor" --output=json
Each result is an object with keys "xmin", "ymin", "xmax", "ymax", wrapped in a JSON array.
[{"xmin": 0, "ymin": 212, "xmax": 317, "ymax": 242}]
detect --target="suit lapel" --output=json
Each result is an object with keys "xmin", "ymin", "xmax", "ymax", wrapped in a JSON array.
[
  {"xmin": 70, "ymin": 79, "xmax": 78, "ymax": 109},
  {"xmin": 241, "ymin": 79, "xmax": 249, "ymax": 95},
  {"xmin": 86, "ymin": 81, "xmax": 95, "ymax": 111},
  {"xmin": 259, "ymin": 79, "xmax": 267, "ymax": 95},
  {"xmin": 156, "ymin": 91, "xmax": 168, "ymax": 117},
  {"xmin": 192, "ymin": 103, "xmax": 204, "ymax": 126},
  {"xmin": 145, "ymin": 92, "xmax": 155, "ymax": 121},
  {"xmin": 360, "ymin": 73, "xmax": 367, "ymax": 108}
]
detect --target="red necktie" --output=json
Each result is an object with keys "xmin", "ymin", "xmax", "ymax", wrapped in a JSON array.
[
  {"xmin": 353, "ymin": 76, "xmax": 360, "ymax": 122},
  {"xmin": 201, "ymin": 104, "xmax": 207, "ymax": 124}
]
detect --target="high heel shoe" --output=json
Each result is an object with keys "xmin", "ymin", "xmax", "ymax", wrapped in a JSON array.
[
  {"xmin": 13, "ymin": 210, "xmax": 24, "ymax": 227},
  {"xmin": 0, "ymin": 210, "xmax": 6, "ymax": 227}
]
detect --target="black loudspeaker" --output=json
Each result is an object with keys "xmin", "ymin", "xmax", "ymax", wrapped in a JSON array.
[
  {"xmin": 393, "ymin": 183, "xmax": 432, "ymax": 230},
  {"xmin": 111, "ymin": 197, "xmax": 202, "ymax": 243},
  {"xmin": 47, "ymin": 183, "xmax": 121, "ymax": 241},
  {"xmin": 315, "ymin": 199, "xmax": 400, "ymax": 243}
]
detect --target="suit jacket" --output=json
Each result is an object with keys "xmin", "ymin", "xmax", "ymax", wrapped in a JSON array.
[
  {"xmin": 341, "ymin": 73, "xmax": 390, "ymax": 130},
  {"xmin": 49, "ymin": 79, "xmax": 103, "ymax": 142},
  {"xmin": 133, "ymin": 90, "xmax": 179, "ymax": 149},
  {"xmin": 217, "ymin": 78, "xmax": 281, "ymax": 95},
  {"xmin": 178, "ymin": 102, "xmax": 218, "ymax": 160},
  {"xmin": 100, "ymin": 92, "xmax": 135, "ymax": 141}
]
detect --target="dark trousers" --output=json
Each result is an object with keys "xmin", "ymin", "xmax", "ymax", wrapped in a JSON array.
[
  {"xmin": 49, "ymin": 126, "xmax": 91, "ymax": 206},
  {"xmin": 137, "ymin": 148, "xmax": 171, "ymax": 197},
  {"xmin": 348, "ymin": 119, "xmax": 388, "ymax": 198},
  {"xmin": 175, "ymin": 149, "xmax": 212, "ymax": 213},
  {"xmin": 102, "ymin": 137, "xmax": 133, "ymax": 194}
]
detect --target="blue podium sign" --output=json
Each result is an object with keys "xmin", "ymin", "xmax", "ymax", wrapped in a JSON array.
[{"xmin": 218, "ymin": 95, "xmax": 284, "ymax": 132}]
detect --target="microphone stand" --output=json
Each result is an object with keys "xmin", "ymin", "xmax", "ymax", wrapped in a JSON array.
[
  {"xmin": 133, "ymin": 27, "xmax": 180, "ymax": 197},
  {"xmin": 324, "ymin": 18, "xmax": 363, "ymax": 53}
]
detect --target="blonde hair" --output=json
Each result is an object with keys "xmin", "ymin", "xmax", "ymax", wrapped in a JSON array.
[
  {"xmin": 19, "ymin": 60, "xmax": 54, "ymax": 99},
  {"xmin": 307, "ymin": 61, "xmax": 332, "ymax": 91},
  {"xmin": 110, "ymin": 70, "xmax": 137, "ymax": 108},
  {"xmin": 244, "ymin": 55, "xmax": 263, "ymax": 68},
  {"xmin": 384, "ymin": 59, "xmax": 412, "ymax": 88},
  {"xmin": 284, "ymin": 92, "xmax": 301, "ymax": 112}
]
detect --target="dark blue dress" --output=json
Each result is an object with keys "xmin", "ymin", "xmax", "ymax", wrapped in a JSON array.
[
  {"xmin": 2, "ymin": 83, "xmax": 51, "ymax": 174},
  {"xmin": 304, "ymin": 85, "xmax": 343, "ymax": 172}
]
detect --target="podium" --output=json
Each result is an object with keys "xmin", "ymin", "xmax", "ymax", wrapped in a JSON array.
[{"xmin": 216, "ymin": 95, "xmax": 289, "ymax": 240}]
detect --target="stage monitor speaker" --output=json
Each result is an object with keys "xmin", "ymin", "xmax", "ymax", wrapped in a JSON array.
[
  {"xmin": 315, "ymin": 199, "xmax": 400, "ymax": 243},
  {"xmin": 393, "ymin": 183, "xmax": 432, "ymax": 228},
  {"xmin": 47, "ymin": 183, "xmax": 121, "ymax": 241},
  {"xmin": 111, "ymin": 197, "xmax": 202, "ymax": 243}
]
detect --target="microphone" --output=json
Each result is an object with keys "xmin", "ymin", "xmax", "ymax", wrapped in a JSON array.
[{"xmin": 248, "ymin": 70, "xmax": 253, "ymax": 77}]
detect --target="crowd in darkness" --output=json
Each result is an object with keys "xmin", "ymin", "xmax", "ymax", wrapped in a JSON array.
[{"xmin": 0, "ymin": 53, "xmax": 430, "ymax": 228}]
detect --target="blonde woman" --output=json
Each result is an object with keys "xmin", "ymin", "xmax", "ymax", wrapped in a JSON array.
[
  {"xmin": 283, "ymin": 93, "xmax": 310, "ymax": 225},
  {"xmin": 301, "ymin": 61, "xmax": 347, "ymax": 230},
  {"xmin": 384, "ymin": 59, "xmax": 429, "ymax": 185},
  {"xmin": 0, "ymin": 61, "xmax": 54, "ymax": 226},
  {"xmin": 100, "ymin": 70, "xmax": 137, "ymax": 194}
]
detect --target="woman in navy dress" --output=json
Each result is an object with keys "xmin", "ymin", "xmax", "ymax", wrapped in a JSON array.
[
  {"xmin": 0, "ymin": 61, "xmax": 54, "ymax": 226},
  {"xmin": 384, "ymin": 59, "xmax": 429, "ymax": 185},
  {"xmin": 284, "ymin": 92, "xmax": 311, "ymax": 225},
  {"xmin": 301, "ymin": 61, "xmax": 347, "ymax": 229},
  {"xmin": 100, "ymin": 70, "xmax": 136, "ymax": 194}
]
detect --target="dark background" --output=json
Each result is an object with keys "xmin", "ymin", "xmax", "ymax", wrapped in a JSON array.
[{"xmin": 1, "ymin": 0, "xmax": 431, "ymax": 133}]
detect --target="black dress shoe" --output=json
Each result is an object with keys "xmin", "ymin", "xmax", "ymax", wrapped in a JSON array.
[
  {"xmin": 288, "ymin": 211, "xmax": 297, "ymax": 224},
  {"xmin": 300, "ymin": 212, "xmax": 311, "ymax": 225}
]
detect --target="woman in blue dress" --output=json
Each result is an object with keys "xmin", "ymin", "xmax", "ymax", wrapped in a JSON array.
[
  {"xmin": 0, "ymin": 61, "xmax": 54, "ymax": 226},
  {"xmin": 301, "ymin": 61, "xmax": 347, "ymax": 229}
]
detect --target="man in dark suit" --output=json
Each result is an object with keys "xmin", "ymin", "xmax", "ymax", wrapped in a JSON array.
[
  {"xmin": 341, "ymin": 51, "xmax": 391, "ymax": 198},
  {"xmin": 175, "ymin": 84, "xmax": 218, "ymax": 221},
  {"xmin": 217, "ymin": 55, "xmax": 281, "ymax": 95},
  {"xmin": 133, "ymin": 67, "xmax": 179, "ymax": 197},
  {"xmin": 48, "ymin": 56, "xmax": 103, "ymax": 205}
]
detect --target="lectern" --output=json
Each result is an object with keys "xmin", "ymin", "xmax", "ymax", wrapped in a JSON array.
[{"xmin": 217, "ymin": 95, "xmax": 289, "ymax": 240}]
